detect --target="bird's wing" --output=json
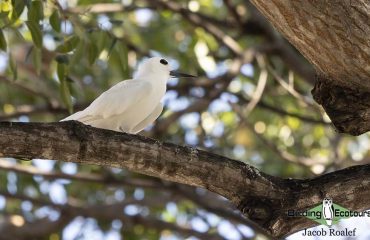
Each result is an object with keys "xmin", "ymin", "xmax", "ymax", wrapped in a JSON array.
[
  {"xmin": 81, "ymin": 80, "xmax": 152, "ymax": 119},
  {"xmin": 130, "ymin": 103, "xmax": 163, "ymax": 133}
]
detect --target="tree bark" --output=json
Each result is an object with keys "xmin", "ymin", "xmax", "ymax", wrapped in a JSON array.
[
  {"xmin": 1, "ymin": 121, "xmax": 370, "ymax": 238},
  {"xmin": 249, "ymin": 0, "xmax": 370, "ymax": 135}
]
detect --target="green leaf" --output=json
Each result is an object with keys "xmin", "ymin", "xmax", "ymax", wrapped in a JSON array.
[
  {"xmin": 107, "ymin": 37, "xmax": 117, "ymax": 57},
  {"xmin": 57, "ymin": 62, "xmax": 65, "ymax": 82},
  {"xmin": 9, "ymin": 53, "xmax": 17, "ymax": 80},
  {"xmin": 26, "ymin": 21, "xmax": 43, "ymax": 48},
  {"xmin": 87, "ymin": 41, "xmax": 98, "ymax": 65},
  {"xmin": 57, "ymin": 62, "xmax": 73, "ymax": 114},
  {"xmin": 12, "ymin": 28, "xmax": 25, "ymax": 41},
  {"xmin": 11, "ymin": 0, "xmax": 25, "ymax": 21},
  {"xmin": 56, "ymin": 36, "xmax": 80, "ymax": 53},
  {"xmin": 25, "ymin": 45, "xmax": 33, "ymax": 62},
  {"xmin": 0, "ymin": 28, "xmax": 7, "ymax": 51},
  {"xmin": 0, "ymin": 11, "xmax": 10, "ymax": 20},
  {"xmin": 95, "ymin": 30, "xmax": 109, "ymax": 52},
  {"xmin": 49, "ymin": 10, "xmax": 61, "ymax": 32},
  {"xmin": 33, "ymin": 47, "xmax": 42, "ymax": 75},
  {"xmin": 27, "ymin": 0, "xmax": 43, "ymax": 22},
  {"xmin": 116, "ymin": 41, "xmax": 129, "ymax": 78},
  {"xmin": 69, "ymin": 41, "xmax": 84, "ymax": 68}
]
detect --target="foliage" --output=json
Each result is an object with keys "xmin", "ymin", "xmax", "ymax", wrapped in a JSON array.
[{"xmin": 0, "ymin": 0, "xmax": 369, "ymax": 239}]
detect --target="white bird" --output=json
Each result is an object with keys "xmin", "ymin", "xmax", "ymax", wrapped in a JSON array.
[{"xmin": 61, "ymin": 57, "xmax": 195, "ymax": 133}]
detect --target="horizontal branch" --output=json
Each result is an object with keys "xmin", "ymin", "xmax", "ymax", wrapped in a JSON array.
[
  {"xmin": 1, "ymin": 190, "xmax": 223, "ymax": 240},
  {"xmin": 0, "ymin": 121, "xmax": 277, "ymax": 205},
  {"xmin": 0, "ymin": 121, "xmax": 369, "ymax": 238},
  {"xmin": 0, "ymin": 159, "xmax": 162, "ymax": 188}
]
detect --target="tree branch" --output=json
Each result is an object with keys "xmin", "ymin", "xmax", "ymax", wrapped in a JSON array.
[
  {"xmin": 0, "ymin": 121, "xmax": 369, "ymax": 238},
  {"xmin": 1, "ymin": 190, "xmax": 223, "ymax": 240},
  {"xmin": 248, "ymin": 0, "xmax": 370, "ymax": 135}
]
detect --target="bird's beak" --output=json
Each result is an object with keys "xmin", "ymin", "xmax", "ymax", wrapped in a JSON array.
[{"xmin": 170, "ymin": 70, "xmax": 196, "ymax": 78}]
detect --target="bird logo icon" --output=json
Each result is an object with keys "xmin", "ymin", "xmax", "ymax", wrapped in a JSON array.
[{"xmin": 322, "ymin": 197, "xmax": 335, "ymax": 227}]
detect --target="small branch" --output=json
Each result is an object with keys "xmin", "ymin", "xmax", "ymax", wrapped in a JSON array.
[
  {"xmin": 0, "ymin": 159, "xmax": 162, "ymax": 188},
  {"xmin": 0, "ymin": 213, "xmax": 72, "ymax": 240},
  {"xmin": 149, "ymin": 0, "xmax": 244, "ymax": 55},
  {"xmin": 223, "ymin": 0, "xmax": 244, "ymax": 28},
  {"xmin": 0, "ymin": 76, "xmax": 53, "ymax": 104},
  {"xmin": 232, "ymin": 103, "xmax": 317, "ymax": 170},
  {"xmin": 155, "ymin": 58, "xmax": 244, "ymax": 133},
  {"xmin": 267, "ymin": 64, "xmax": 312, "ymax": 107},
  {"xmin": 234, "ymin": 92, "xmax": 329, "ymax": 125},
  {"xmin": 243, "ymin": 54, "xmax": 267, "ymax": 117}
]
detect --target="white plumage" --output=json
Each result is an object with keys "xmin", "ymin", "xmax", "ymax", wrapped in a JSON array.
[{"xmin": 61, "ymin": 57, "xmax": 194, "ymax": 133}]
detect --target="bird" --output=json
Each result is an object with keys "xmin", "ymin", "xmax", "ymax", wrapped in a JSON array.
[{"xmin": 61, "ymin": 57, "xmax": 195, "ymax": 133}]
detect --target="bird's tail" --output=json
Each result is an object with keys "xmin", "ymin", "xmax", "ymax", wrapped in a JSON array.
[
  {"xmin": 60, "ymin": 111, "xmax": 85, "ymax": 122},
  {"xmin": 60, "ymin": 111, "xmax": 100, "ymax": 125}
]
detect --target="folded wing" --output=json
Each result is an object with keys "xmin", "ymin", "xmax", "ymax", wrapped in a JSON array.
[{"xmin": 61, "ymin": 80, "xmax": 152, "ymax": 122}]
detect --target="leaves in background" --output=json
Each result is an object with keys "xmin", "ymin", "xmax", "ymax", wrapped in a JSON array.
[
  {"xmin": 116, "ymin": 40, "xmax": 129, "ymax": 78},
  {"xmin": 26, "ymin": 21, "xmax": 42, "ymax": 48},
  {"xmin": 33, "ymin": 47, "xmax": 41, "ymax": 75},
  {"xmin": 49, "ymin": 10, "xmax": 61, "ymax": 32},
  {"xmin": 8, "ymin": 53, "xmax": 17, "ymax": 80},
  {"xmin": 108, "ymin": 37, "xmax": 117, "ymax": 57},
  {"xmin": 87, "ymin": 40, "xmax": 98, "ymax": 65},
  {"xmin": 56, "ymin": 35, "xmax": 80, "ymax": 53},
  {"xmin": 11, "ymin": 0, "xmax": 25, "ymax": 21},
  {"xmin": 57, "ymin": 61, "xmax": 73, "ymax": 114},
  {"xmin": 27, "ymin": 0, "xmax": 43, "ymax": 23},
  {"xmin": 0, "ymin": 28, "xmax": 7, "ymax": 51}
]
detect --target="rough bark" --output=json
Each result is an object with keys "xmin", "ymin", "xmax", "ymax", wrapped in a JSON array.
[
  {"xmin": 249, "ymin": 0, "xmax": 370, "ymax": 135},
  {"xmin": 312, "ymin": 74, "xmax": 370, "ymax": 135},
  {"xmin": 0, "ymin": 121, "xmax": 370, "ymax": 238}
]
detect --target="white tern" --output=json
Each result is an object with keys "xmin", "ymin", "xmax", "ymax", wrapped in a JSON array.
[{"xmin": 61, "ymin": 57, "xmax": 195, "ymax": 133}]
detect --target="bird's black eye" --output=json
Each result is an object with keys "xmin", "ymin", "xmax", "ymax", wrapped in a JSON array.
[{"xmin": 160, "ymin": 59, "xmax": 168, "ymax": 65}]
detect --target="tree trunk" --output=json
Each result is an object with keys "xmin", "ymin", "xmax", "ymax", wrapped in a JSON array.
[{"xmin": 250, "ymin": 0, "xmax": 370, "ymax": 135}]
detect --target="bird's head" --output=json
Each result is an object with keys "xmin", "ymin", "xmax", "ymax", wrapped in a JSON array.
[{"xmin": 136, "ymin": 57, "xmax": 195, "ymax": 80}]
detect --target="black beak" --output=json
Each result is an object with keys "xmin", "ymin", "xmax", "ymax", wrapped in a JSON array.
[{"xmin": 170, "ymin": 70, "xmax": 196, "ymax": 78}]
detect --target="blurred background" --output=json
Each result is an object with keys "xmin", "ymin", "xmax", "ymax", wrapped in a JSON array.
[{"xmin": 0, "ymin": 0, "xmax": 369, "ymax": 239}]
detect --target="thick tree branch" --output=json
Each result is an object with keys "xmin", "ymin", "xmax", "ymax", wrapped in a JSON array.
[
  {"xmin": 249, "ymin": 0, "xmax": 370, "ymax": 135},
  {"xmin": 0, "ymin": 159, "xmax": 270, "ymax": 237},
  {"xmin": 249, "ymin": 0, "xmax": 370, "ymax": 91},
  {"xmin": 0, "ymin": 122, "xmax": 370, "ymax": 238},
  {"xmin": 311, "ymin": 75, "xmax": 370, "ymax": 135},
  {"xmin": 243, "ymin": 2, "xmax": 316, "ymax": 85}
]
